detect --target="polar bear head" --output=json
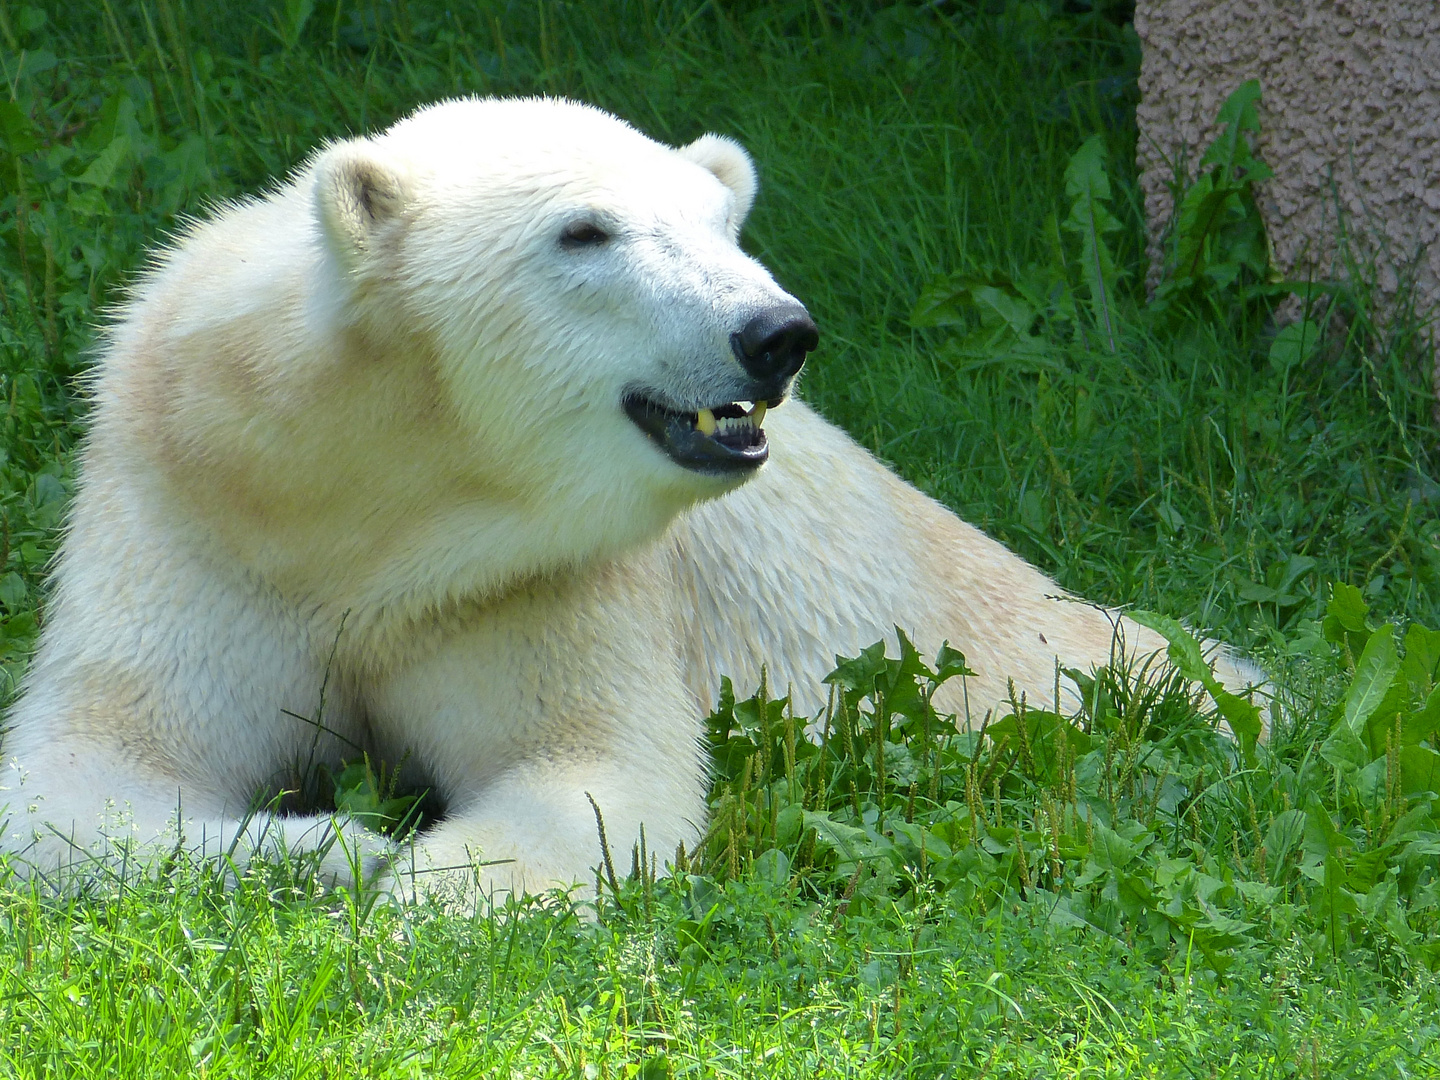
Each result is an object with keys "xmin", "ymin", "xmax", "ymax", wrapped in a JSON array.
[{"xmin": 306, "ymin": 98, "xmax": 816, "ymax": 565}]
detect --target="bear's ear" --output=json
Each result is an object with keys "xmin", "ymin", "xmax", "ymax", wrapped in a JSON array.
[
  {"xmin": 313, "ymin": 139, "xmax": 413, "ymax": 265},
  {"xmin": 678, "ymin": 133, "xmax": 757, "ymax": 237}
]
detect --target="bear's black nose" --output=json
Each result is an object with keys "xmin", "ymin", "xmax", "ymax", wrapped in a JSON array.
[{"xmin": 731, "ymin": 305, "xmax": 819, "ymax": 383}]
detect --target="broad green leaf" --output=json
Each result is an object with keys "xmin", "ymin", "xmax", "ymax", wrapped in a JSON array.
[
  {"xmin": 1404, "ymin": 686, "xmax": 1440, "ymax": 747},
  {"xmin": 1400, "ymin": 745, "xmax": 1440, "ymax": 796},
  {"xmin": 332, "ymin": 760, "xmax": 417, "ymax": 832},
  {"xmin": 824, "ymin": 640, "xmax": 888, "ymax": 692},
  {"xmin": 84, "ymin": 91, "xmax": 138, "ymax": 153},
  {"xmin": 1200, "ymin": 79, "xmax": 1267, "ymax": 176},
  {"xmin": 34, "ymin": 473, "xmax": 66, "ymax": 506},
  {"xmin": 0, "ymin": 100, "xmax": 39, "ymax": 154},
  {"xmin": 1128, "ymin": 609, "xmax": 1216, "ymax": 691},
  {"xmin": 933, "ymin": 642, "xmax": 976, "ymax": 684},
  {"xmin": 685, "ymin": 876, "xmax": 723, "ymax": 923},
  {"xmin": 6, "ymin": 48, "xmax": 56, "ymax": 80},
  {"xmin": 0, "ymin": 611, "xmax": 39, "ymax": 653},
  {"xmin": 0, "ymin": 572, "xmax": 27, "ymax": 611},
  {"xmin": 1302, "ymin": 794, "xmax": 1351, "ymax": 863},
  {"xmin": 1205, "ymin": 260, "xmax": 1242, "ymax": 290},
  {"xmin": 673, "ymin": 917, "xmax": 708, "ymax": 952},
  {"xmin": 987, "ymin": 710, "xmax": 1091, "ymax": 782},
  {"xmin": 1064, "ymin": 134, "xmax": 1113, "ymax": 205},
  {"xmin": 1362, "ymin": 675, "xmax": 1412, "ymax": 758},
  {"xmin": 909, "ymin": 274, "xmax": 970, "ymax": 327},
  {"xmin": 1238, "ymin": 580, "xmax": 1304, "ymax": 607},
  {"xmin": 971, "ymin": 285, "xmax": 1038, "ymax": 338},
  {"xmin": 751, "ymin": 848, "xmax": 791, "ymax": 886},
  {"xmin": 887, "ymin": 627, "xmax": 933, "ymax": 687},
  {"xmin": 1353, "ymin": 879, "xmax": 1415, "ymax": 946},
  {"xmin": 67, "ymin": 187, "xmax": 109, "ymax": 217},
  {"xmin": 279, "ymin": 0, "xmax": 318, "ymax": 49},
  {"xmin": 1343, "ymin": 626, "xmax": 1400, "ymax": 734},
  {"xmin": 1263, "ymin": 809, "xmax": 1307, "ymax": 867},
  {"xmin": 1164, "ymin": 181, "xmax": 1231, "ymax": 288},
  {"xmin": 1233, "ymin": 880, "xmax": 1280, "ymax": 905},
  {"xmin": 775, "ymin": 804, "xmax": 804, "ymax": 847},
  {"xmin": 1384, "ymin": 805, "xmax": 1437, "ymax": 845},
  {"xmin": 1193, "ymin": 915, "xmax": 1256, "ymax": 952},
  {"xmin": 1041, "ymin": 895, "xmax": 1092, "ymax": 930},
  {"xmin": 1213, "ymin": 689, "xmax": 1263, "ymax": 751},
  {"xmin": 1327, "ymin": 582, "xmax": 1370, "ymax": 632},
  {"xmin": 1355, "ymin": 758, "xmax": 1389, "ymax": 806},
  {"xmin": 1402, "ymin": 623, "xmax": 1440, "ymax": 695},
  {"xmin": 1317, "ymin": 852, "xmax": 1357, "ymax": 957},
  {"xmin": 1347, "ymin": 848, "xmax": 1394, "ymax": 893},
  {"xmin": 1276, "ymin": 553, "xmax": 1319, "ymax": 589},
  {"xmin": 76, "ymin": 133, "xmax": 131, "ymax": 189},
  {"xmin": 801, "ymin": 811, "xmax": 888, "ymax": 865},
  {"xmin": 1268, "ymin": 319, "xmax": 1321, "ymax": 372},
  {"xmin": 1382, "ymin": 891, "xmax": 1419, "ymax": 948},
  {"xmin": 1214, "ymin": 79, "xmax": 1263, "ymax": 131},
  {"xmin": 1114, "ymin": 870, "xmax": 1157, "ymax": 920},
  {"xmin": 1089, "ymin": 822, "xmax": 1138, "ymax": 871},
  {"xmin": 1320, "ymin": 720, "xmax": 1371, "ymax": 772}
]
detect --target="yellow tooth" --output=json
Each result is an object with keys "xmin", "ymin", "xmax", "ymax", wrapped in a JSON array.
[
  {"xmin": 751, "ymin": 401, "xmax": 767, "ymax": 428},
  {"xmin": 696, "ymin": 407, "xmax": 717, "ymax": 436}
]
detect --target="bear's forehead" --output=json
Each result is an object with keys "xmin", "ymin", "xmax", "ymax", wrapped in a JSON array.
[
  {"xmin": 378, "ymin": 101, "xmax": 728, "ymax": 223},
  {"xmin": 385, "ymin": 97, "xmax": 671, "ymax": 171}
]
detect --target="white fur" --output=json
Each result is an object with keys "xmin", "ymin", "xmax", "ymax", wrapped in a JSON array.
[{"xmin": 0, "ymin": 98, "xmax": 1258, "ymax": 904}]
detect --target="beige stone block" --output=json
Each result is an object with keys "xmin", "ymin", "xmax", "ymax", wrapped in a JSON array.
[{"xmin": 1134, "ymin": 0, "xmax": 1439, "ymax": 343}]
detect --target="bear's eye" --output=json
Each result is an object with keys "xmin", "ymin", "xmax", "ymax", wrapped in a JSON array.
[{"xmin": 560, "ymin": 221, "xmax": 610, "ymax": 249}]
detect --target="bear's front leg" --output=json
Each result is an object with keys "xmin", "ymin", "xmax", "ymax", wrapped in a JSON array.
[
  {"xmin": 381, "ymin": 755, "xmax": 703, "ymax": 908},
  {"xmin": 365, "ymin": 557, "xmax": 707, "ymax": 909},
  {"xmin": 0, "ymin": 483, "xmax": 395, "ymax": 888}
]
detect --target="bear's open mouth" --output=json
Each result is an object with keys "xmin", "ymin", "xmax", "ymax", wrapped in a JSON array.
[{"xmin": 623, "ymin": 392, "xmax": 775, "ymax": 475}]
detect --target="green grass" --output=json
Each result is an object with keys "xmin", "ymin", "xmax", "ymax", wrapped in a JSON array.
[
  {"xmin": 2, "ymin": 1, "xmax": 1439, "ymax": 1074},
  {"xmin": 2, "ymin": 868, "xmax": 1436, "ymax": 1078}
]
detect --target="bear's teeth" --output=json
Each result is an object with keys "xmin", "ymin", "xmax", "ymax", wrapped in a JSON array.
[{"xmin": 696, "ymin": 405, "xmax": 765, "ymax": 438}]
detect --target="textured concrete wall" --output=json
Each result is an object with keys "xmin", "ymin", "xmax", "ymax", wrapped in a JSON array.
[{"xmin": 1134, "ymin": 1, "xmax": 1440, "ymax": 329}]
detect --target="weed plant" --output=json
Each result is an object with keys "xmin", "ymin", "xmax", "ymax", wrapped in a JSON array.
[
  {"xmin": 1, "ymin": 1, "xmax": 1438, "ymax": 1075},
  {"xmin": 696, "ymin": 594, "xmax": 1440, "ymax": 983}
]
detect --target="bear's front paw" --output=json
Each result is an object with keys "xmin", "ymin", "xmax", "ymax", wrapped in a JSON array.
[
  {"xmin": 308, "ymin": 819, "xmax": 397, "ymax": 889},
  {"xmin": 370, "ymin": 843, "xmax": 590, "ymax": 914}
]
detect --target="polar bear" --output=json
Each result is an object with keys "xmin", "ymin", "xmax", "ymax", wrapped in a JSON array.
[{"xmin": 0, "ymin": 97, "xmax": 1256, "ymax": 902}]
